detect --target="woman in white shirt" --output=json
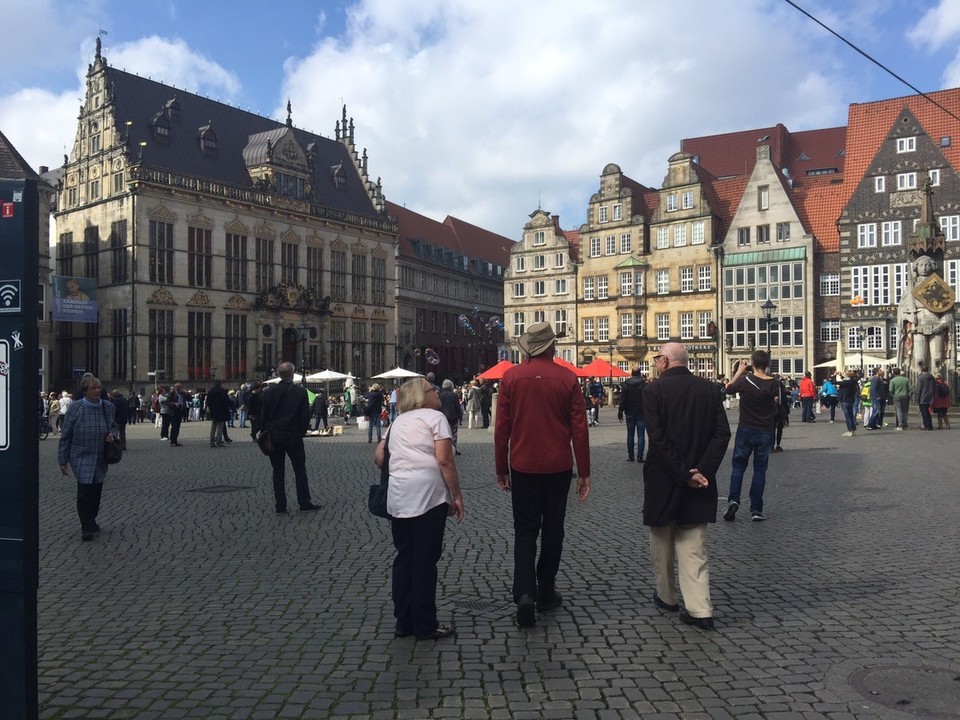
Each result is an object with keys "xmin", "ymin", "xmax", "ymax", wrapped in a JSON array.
[{"xmin": 375, "ymin": 378, "xmax": 465, "ymax": 640}]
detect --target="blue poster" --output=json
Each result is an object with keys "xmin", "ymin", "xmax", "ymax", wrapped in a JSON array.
[{"xmin": 52, "ymin": 275, "xmax": 98, "ymax": 323}]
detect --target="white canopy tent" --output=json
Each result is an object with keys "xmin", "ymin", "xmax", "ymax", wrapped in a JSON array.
[{"xmin": 371, "ymin": 367, "xmax": 424, "ymax": 380}]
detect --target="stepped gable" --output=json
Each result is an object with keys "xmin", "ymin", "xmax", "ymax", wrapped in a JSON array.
[
  {"xmin": 844, "ymin": 88, "xmax": 960, "ymax": 193},
  {"xmin": 106, "ymin": 66, "xmax": 382, "ymax": 220},
  {"xmin": 0, "ymin": 130, "xmax": 41, "ymax": 180}
]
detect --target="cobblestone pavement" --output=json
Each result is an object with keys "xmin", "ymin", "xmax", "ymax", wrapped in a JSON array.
[{"xmin": 36, "ymin": 410, "xmax": 960, "ymax": 719}]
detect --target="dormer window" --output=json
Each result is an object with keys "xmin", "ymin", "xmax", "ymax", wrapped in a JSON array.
[
  {"xmin": 330, "ymin": 163, "xmax": 346, "ymax": 190},
  {"xmin": 198, "ymin": 122, "xmax": 218, "ymax": 153},
  {"xmin": 164, "ymin": 98, "xmax": 181, "ymax": 119},
  {"xmin": 150, "ymin": 111, "xmax": 171, "ymax": 141}
]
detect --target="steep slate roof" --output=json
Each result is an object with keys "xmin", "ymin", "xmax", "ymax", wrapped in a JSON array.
[
  {"xmin": 791, "ymin": 178, "xmax": 846, "ymax": 253},
  {"xmin": 682, "ymin": 124, "xmax": 846, "ymax": 181},
  {"xmin": 106, "ymin": 66, "xmax": 382, "ymax": 220},
  {"xmin": 843, "ymin": 88, "xmax": 960, "ymax": 192},
  {"xmin": 386, "ymin": 201, "xmax": 513, "ymax": 267},
  {"xmin": 0, "ymin": 130, "xmax": 41, "ymax": 180}
]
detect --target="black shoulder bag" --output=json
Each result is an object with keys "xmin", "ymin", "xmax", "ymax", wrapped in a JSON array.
[
  {"xmin": 102, "ymin": 404, "xmax": 122, "ymax": 464},
  {"xmin": 368, "ymin": 431, "xmax": 392, "ymax": 519}
]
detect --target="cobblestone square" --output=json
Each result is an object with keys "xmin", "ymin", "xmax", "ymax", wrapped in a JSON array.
[{"xmin": 36, "ymin": 412, "xmax": 960, "ymax": 718}]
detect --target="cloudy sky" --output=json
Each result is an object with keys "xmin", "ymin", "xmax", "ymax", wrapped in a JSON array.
[{"xmin": 2, "ymin": 0, "xmax": 959, "ymax": 238}]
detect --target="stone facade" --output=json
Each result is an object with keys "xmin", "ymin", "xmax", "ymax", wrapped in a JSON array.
[
  {"xmin": 504, "ymin": 209, "xmax": 578, "ymax": 362},
  {"xmin": 718, "ymin": 145, "xmax": 816, "ymax": 378},
  {"xmin": 53, "ymin": 43, "xmax": 396, "ymax": 392}
]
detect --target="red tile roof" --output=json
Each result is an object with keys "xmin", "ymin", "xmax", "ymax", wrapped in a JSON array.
[
  {"xmin": 790, "ymin": 178, "xmax": 847, "ymax": 253},
  {"xmin": 702, "ymin": 175, "xmax": 750, "ymax": 241},
  {"xmin": 682, "ymin": 124, "xmax": 846, "ymax": 180},
  {"xmin": 844, "ymin": 88, "xmax": 960, "ymax": 193},
  {"xmin": 563, "ymin": 229, "xmax": 581, "ymax": 263},
  {"xmin": 387, "ymin": 200, "xmax": 514, "ymax": 266}
]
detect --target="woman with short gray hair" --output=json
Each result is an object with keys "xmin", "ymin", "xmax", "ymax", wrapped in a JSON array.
[{"xmin": 58, "ymin": 374, "xmax": 119, "ymax": 541}]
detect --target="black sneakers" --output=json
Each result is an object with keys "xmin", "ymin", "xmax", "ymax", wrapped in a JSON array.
[{"xmin": 723, "ymin": 501, "xmax": 739, "ymax": 521}]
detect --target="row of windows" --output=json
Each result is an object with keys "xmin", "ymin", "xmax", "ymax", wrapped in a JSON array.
[
  {"xmin": 515, "ymin": 311, "xmax": 715, "ymax": 343},
  {"xmin": 515, "ymin": 252, "xmax": 566, "ymax": 271},
  {"xmin": 656, "ymin": 221, "xmax": 706, "ymax": 249},
  {"xmin": 724, "ymin": 316, "xmax": 805, "ymax": 348},
  {"xmin": 665, "ymin": 191, "xmax": 696, "ymax": 213},
  {"xmin": 858, "ymin": 216, "xmax": 959, "ymax": 247},
  {"xmin": 723, "ymin": 263, "xmax": 804, "ymax": 303},
  {"xmin": 873, "ymin": 169, "xmax": 940, "ymax": 193},
  {"xmin": 588, "ymin": 234, "xmax": 633, "ymax": 257},
  {"xmin": 597, "ymin": 204, "xmax": 625, "ymax": 223},
  {"xmin": 736, "ymin": 222, "xmax": 791, "ymax": 246}
]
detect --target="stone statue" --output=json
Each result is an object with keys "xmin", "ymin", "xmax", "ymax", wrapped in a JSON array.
[{"xmin": 897, "ymin": 254, "xmax": 955, "ymax": 374}]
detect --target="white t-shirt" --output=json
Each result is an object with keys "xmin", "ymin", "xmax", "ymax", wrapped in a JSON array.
[{"xmin": 386, "ymin": 408, "xmax": 453, "ymax": 519}]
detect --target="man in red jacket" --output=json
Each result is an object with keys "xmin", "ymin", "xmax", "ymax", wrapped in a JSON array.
[{"xmin": 495, "ymin": 322, "xmax": 591, "ymax": 628}]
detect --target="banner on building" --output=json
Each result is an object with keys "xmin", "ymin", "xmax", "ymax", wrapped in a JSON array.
[{"xmin": 51, "ymin": 275, "xmax": 98, "ymax": 323}]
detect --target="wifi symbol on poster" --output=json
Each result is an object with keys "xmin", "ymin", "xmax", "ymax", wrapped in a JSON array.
[{"xmin": 0, "ymin": 283, "xmax": 18, "ymax": 307}]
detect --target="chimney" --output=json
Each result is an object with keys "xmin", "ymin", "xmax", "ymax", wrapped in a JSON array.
[{"xmin": 39, "ymin": 165, "xmax": 49, "ymax": 174}]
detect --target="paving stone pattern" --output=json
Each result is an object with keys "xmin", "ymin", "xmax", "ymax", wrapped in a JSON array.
[{"xmin": 36, "ymin": 413, "xmax": 960, "ymax": 719}]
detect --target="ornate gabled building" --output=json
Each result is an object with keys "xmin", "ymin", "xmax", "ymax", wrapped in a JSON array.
[
  {"xmin": 837, "ymin": 96, "xmax": 960, "ymax": 378},
  {"xmin": 504, "ymin": 209, "xmax": 579, "ymax": 363},
  {"xmin": 52, "ymin": 40, "xmax": 396, "ymax": 391},
  {"xmin": 717, "ymin": 144, "xmax": 818, "ymax": 377},
  {"xmin": 646, "ymin": 153, "xmax": 723, "ymax": 378},
  {"xmin": 575, "ymin": 163, "xmax": 658, "ymax": 373},
  {"xmin": 390, "ymin": 201, "xmax": 510, "ymax": 382}
]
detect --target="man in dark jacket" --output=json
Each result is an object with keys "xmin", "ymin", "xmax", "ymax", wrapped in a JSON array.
[
  {"xmin": 866, "ymin": 367, "xmax": 889, "ymax": 430},
  {"xmin": 643, "ymin": 343, "xmax": 731, "ymax": 630},
  {"xmin": 205, "ymin": 380, "xmax": 231, "ymax": 448},
  {"xmin": 259, "ymin": 363, "xmax": 321, "ymax": 513},
  {"xmin": 110, "ymin": 390, "xmax": 130, "ymax": 450},
  {"xmin": 618, "ymin": 369, "xmax": 646, "ymax": 462}
]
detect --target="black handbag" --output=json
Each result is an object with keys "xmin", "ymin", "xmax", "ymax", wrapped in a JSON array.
[
  {"xmin": 368, "ymin": 432, "xmax": 392, "ymax": 519},
  {"xmin": 102, "ymin": 404, "xmax": 122, "ymax": 464}
]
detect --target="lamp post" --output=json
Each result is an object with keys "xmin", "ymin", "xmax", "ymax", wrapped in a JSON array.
[
  {"xmin": 761, "ymin": 299, "xmax": 778, "ymax": 356},
  {"xmin": 147, "ymin": 369, "xmax": 164, "ymax": 395},
  {"xmin": 298, "ymin": 320, "xmax": 309, "ymax": 386},
  {"xmin": 353, "ymin": 346, "xmax": 362, "ymax": 377},
  {"xmin": 853, "ymin": 325, "xmax": 865, "ymax": 376}
]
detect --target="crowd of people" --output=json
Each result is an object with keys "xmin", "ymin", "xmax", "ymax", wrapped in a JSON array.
[{"xmin": 44, "ymin": 335, "xmax": 954, "ymax": 642}]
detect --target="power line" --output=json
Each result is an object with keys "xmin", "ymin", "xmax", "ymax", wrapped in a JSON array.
[{"xmin": 782, "ymin": 0, "xmax": 960, "ymax": 126}]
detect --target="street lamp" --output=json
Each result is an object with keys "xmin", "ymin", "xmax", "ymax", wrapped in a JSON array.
[
  {"xmin": 147, "ymin": 369, "xmax": 164, "ymax": 394},
  {"xmin": 853, "ymin": 325, "xmax": 865, "ymax": 376},
  {"xmin": 298, "ymin": 321, "xmax": 309, "ymax": 386},
  {"xmin": 760, "ymin": 299, "xmax": 778, "ymax": 355},
  {"xmin": 353, "ymin": 346, "xmax": 362, "ymax": 377}
]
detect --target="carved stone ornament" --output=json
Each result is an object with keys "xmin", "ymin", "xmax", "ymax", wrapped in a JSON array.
[
  {"xmin": 225, "ymin": 295, "xmax": 249, "ymax": 310},
  {"xmin": 351, "ymin": 305, "xmax": 367, "ymax": 318},
  {"xmin": 188, "ymin": 211, "xmax": 214, "ymax": 229},
  {"xmin": 913, "ymin": 273, "xmax": 956, "ymax": 314},
  {"xmin": 306, "ymin": 230, "xmax": 325, "ymax": 247},
  {"xmin": 225, "ymin": 217, "xmax": 249, "ymax": 235},
  {"xmin": 372, "ymin": 308, "xmax": 387, "ymax": 320},
  {"xmin": 255, "ymin": 222, "xmax": 276, "ymax": 239},
  {"xmin": 147, "ymin": 203, "xmax": 177, "ymax": 223},
  {"xmin": 187, "ymin": 290, "xmax": 215, "ymax": 307},
  {"xmin": 147, "ymin": 287, "xmax": 177, "ymax": 305},
  {"xmin": 253, "ymin": 283, "xmax": 332, "ymax": 316}
]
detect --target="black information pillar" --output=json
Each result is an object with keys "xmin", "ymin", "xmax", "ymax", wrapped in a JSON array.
[{"xmin": 0, "ymin": 178, "xmax": 40, "ymax": 720}]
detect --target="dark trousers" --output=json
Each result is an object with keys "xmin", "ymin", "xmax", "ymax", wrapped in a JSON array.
[
  {"xmin": 625, "ymin": 415, "xmax": 645, "ymax": 460},
  {"xmin": 919, "ymin": 403, "xmax": 933, "ymax": 430},
  {"xmin": 801, "ymin": 397, "xmax": 815, "ymax": 422},
  {"xmin": 313, "ymin": 409, "xmax": 329, "ymax": 431},
  {"xmin": 268, "ymin": 440, "xmax": 312, "ymax": 511},
  {"xmin": 510, "ymin": 469, "xmax": 572, "ymax": 603},
  {"xmin": 868, "ymin": 398, "xmax": 886, "ymax": 428},
  {"xmin": 77, "ymin": 482, "xmax": 103, "ymax": 532},
  {"xmin": 391, "ymin": 503, "xmax": 448, "ymax": 637},
  {"xmin": 169, "ymin": 414, "xmax": 182, "ymax": 444},
  {"xmin": 481, "ymin": 405, "xmax": 491, "ymax": 428},
  {"xmin": 250, "ymin": 417, "xmax": 260, "ymax": 441},
  {"xmin": 160, "ymin": 414, "xmax": 171, "ymax": 439},
  {"xmin": 116, "ymin": 424, "xmax": 127, "ymax": 450}
]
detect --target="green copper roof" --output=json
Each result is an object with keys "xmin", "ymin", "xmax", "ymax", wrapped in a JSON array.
[
  {"xmin": 723, "ymin": 247, "xmax": 806, "ymax": 266},
  {"xmin": 614, "ymin": 256, "xmax": 648, "ymax": 268}
]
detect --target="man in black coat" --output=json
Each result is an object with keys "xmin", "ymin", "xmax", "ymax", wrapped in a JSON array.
[
  {"xmin": 259, "ymin": 362, "xmax": 321, "ymax": 513},
  {"xmin": 205, "ymin": 380, "xmax": 231, "ymax": 448},
  {"xmin": 617, "ymin": 368, "xmax": 647, "ymax": 462},
  {"xmin": 642, "ymin": 343, "xmax": 731, "ymax": 630}
]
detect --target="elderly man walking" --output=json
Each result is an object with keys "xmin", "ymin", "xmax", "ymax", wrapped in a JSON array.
[
  {"xmin": 495, "ymin": 322, "xmax": 591, "ymax": 628},
  {"xmin": 643, "ymin": 343, "xmax": 731, "ymax": 630}
]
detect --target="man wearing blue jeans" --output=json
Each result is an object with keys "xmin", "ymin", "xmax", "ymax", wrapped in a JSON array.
[
  {"xmin": 724, "ymin": 350, "xmax": 779, "ymax": 522},
  {"xmin": 618, "ymin": 368, "xmax": 647, "ymax": 462}
]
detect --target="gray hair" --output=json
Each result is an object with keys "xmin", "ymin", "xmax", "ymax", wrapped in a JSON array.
[
  {"xmin": 79, "ymin": 373, "xmax": 102, "ymax": 394},
  {"xmin": 441, "ymin": 379, "xmax": 455, "ymax": 390}
]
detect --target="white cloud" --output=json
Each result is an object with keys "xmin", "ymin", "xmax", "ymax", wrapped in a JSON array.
[
  {"xmin": 0, "ymin": 34, "xmax": 243, "ymax": 171},
  {"xmin": 908, "ymin": 0, "xmax": 960, "ymax": 89},
  {"xmin": 279, "ymin": 0, "xmax": 853, "ymax": 236}
]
